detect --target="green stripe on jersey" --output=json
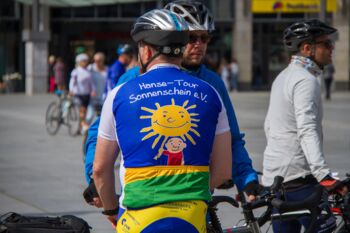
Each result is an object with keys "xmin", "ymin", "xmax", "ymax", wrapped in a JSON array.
[{"xmin": 123, "ymin": 172, "xmax": 211, "ymax": 208}]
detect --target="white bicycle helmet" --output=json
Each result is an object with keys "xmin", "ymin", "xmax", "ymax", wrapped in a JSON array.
[{"xmin": 164, "ymin": 0, "xmax": 215, "ymax": 33}]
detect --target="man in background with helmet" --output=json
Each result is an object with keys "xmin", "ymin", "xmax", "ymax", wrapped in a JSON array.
[
  {"xmin": 262, "ymin": 19, "xmax": 348, "ymax": 233},
  {"xmin": 83, "ymin": 0, "xmax": 261, "ymax": 208},
  {"xmin": 164, "ymin": 0, "xmax": 260, "ymax": 198},
  {"xmin": 104, "ymin": 44, "xmax": 133, "ymax": 96},
  {"xmin": 93, "ymin": 8, "xmax": 232, "ymax": 232}
]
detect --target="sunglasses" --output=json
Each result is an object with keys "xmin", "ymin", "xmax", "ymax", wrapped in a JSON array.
[
  {"xmin": 189, "ymin": 34, "xmax": 212, "ymax": 44},
  {"xmin": 315, "ymin": 40, "xmax": 334, "ymax": 49}
]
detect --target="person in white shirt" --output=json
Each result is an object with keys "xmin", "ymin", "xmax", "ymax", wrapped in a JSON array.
[
  {"xmin": 263, "ymin": 19, "xmax": 348, "ymax": 233},
  {"xmin": 69, "ymin": 53, "xmax": 96, "ymax": 132},
  {"xmin": 218, "ymin": 57, "xmax": 230, "ymax": 91}
]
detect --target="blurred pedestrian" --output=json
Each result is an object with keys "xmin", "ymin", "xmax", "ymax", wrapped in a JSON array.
[
  {"xmin": 323, "ymin": 63, "xmax": 335, "ymax": 100},
  {"xmin": 88, "ymin": 52, "xmax": 107, "ymax": 119},
  {"xmin": 104, "ymin": 44, "xmax": 133, "ymax": 97},
  {"xmin": 230, "ymin": 57, "xmax": 239, "ymax": 92},
  {"xmin": 48, "ymin": 55, "xmax": 56, "ymax": 93},
  {"xmin": 69, "ymin": 53, "xmax": 96, "ymax": 134},
  {"xmin": 252, "ymin": 64, "xmax": 262, "ymax": 90},
  {"xmin": 54, "ymin": 57, "xmax": 66, "ymax": 91},
  {"xmin": 126, "ymin": 52, "xmax": 138, "ymax": 71},
  {"xmin": 218, "ymin": 57, "xmax": 230, "ymax": 91}
]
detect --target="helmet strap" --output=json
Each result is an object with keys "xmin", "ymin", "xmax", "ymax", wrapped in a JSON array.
[{"xmin": 139, "ymin": 51, "xmax": 161, "ymax": 73}]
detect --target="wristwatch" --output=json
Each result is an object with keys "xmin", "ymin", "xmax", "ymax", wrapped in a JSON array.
[{"xmin": 102, "ymin": 206, "xmax": 119, "ymax": 216}]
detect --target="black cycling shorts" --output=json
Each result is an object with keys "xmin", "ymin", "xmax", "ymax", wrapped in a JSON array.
[{"xmin": 75, "ymin": 94, "xmax": 90, "ymax": 108}]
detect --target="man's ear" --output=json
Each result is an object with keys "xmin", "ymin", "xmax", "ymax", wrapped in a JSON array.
[
  {"xmin": 299, "ymin": 43, "xmax": 312, "ymax": 57},
  {"xmin": 144, "ymin": 45, "xmax": 154, "ymax": 60}
]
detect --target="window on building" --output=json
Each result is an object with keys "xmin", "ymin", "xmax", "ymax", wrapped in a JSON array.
[
  {"xmin": 74, "ymin": 6, "xmax": 94, "ymax": 18},
  {"xmin": 121, "ymin": 3, "xmax": 141, "ymax": 18},
  {"xmin": 98, "ymin": 5, "xmax": 119, "ymax": 18},
  {"xmin": 0, "ymin": 0, "xmax": 15, "ymax": 18}
]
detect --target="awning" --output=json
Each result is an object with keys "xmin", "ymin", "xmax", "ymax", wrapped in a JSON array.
[{"xmin": 15, "ymin": 0, "xmax": 154, "ymax": 7}]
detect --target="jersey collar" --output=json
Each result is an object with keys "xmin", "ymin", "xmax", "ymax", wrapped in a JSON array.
[
  {"xmin": 148, "ymin": 63, "xmax": 180, "ymax": 72},
  {"xmin": 290, "ymin": 55, "xmax": 322, "ymax": 77}
]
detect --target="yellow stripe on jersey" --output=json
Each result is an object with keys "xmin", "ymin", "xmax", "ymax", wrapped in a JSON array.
[{"xmin": 124, "ymin": 165, "xmax": 209, "ymax": 184}]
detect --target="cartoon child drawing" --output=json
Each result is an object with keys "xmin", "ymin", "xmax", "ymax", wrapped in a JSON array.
[{"xmin": 157, "ymin": 137, "xmax": 187, "ymax": 165}]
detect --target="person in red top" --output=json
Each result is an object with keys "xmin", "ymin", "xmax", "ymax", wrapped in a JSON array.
[{"xmin": 159, "ymin": 137, "xmax": 187, "ymax": 165}]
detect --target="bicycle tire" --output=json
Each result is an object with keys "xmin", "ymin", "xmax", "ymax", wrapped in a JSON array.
[
  {"xmin": 206, "ymin": 223, "xmax": 220, "ymax": 233},
  {"xmin": 67, "ymin": 104, "xmax": 80, "ymax": 136},
  {"xmin": 335, "ymin": 219, "xmax": 350, "ymax": 233},
  {"xmin": 45, "ymin": 102, "xmax": 61, "ymax": 135}
]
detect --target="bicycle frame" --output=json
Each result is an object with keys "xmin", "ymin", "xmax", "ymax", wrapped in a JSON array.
[
  {"xmin": 45, "ymin": 91, "xmax": 80, "ymax": 136},
  {"xmin": 208, "ymin": 176, "xmax": 327, "ymax": 233},
  {"xmin": 328, "ymin": 174, "xmax": 350, "ymax": 233}
]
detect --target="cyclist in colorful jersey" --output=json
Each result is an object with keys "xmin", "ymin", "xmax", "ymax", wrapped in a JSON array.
[
  {"xmin": 84, "ymin": 1, "xmax": 260, "ymax": 207},
  {"xmin": 104, "ymin": 44, "xmax": 133, "ymax": 97},
  {"xmin": 93, "ymin": 9, "xmax": 232, "ymax": 232},
  {"xmin": 262, "ymin": 19, "xmax": 348, "ymax": 233}
]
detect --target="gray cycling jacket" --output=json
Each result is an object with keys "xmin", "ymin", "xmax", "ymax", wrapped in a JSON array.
[{"xmin": 262, "ymin": 55, "xmax": 330, "ymax": 186}]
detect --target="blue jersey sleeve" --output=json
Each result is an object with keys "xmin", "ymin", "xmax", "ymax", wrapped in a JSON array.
[
  {"xmin": 110, "ymin": 62, "xmax": 125, "ymax": 87},
  {"xmin": 220, "ymin": 85, "xmax": 258, "ymax": 190},
  {"xmin": 103, "ymin": 60, "xmax": 126, "ymax": 97},
  {"xmin": 84, "ymin": 117, "xmax": 100, "ymax": 184},
  {"xmin": 84, "ymin": 67, "xmax": 140, "ymax": 185},
  {"xmin": 117, "ymin": 66, "xmax": 140, "ymax": 86},
  {"xmin": 198, "ymin": 65, "xmax": 258, "ymax": 190}
]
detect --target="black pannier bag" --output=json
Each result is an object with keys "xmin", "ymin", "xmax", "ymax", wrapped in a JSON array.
[{"xmin": 0, "ymin": 212, "xmax": 91, "ymax": 233}]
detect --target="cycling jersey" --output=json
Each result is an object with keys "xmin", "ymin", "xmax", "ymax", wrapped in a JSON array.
[
  {"xmin": 117, "ymin": 66, "xmax": 140, "ymax": 86},
  {"xmin": 85, "ymin": 65, "xmax": 258, "ymax": 190},
  {"xmin": 99, "ymin": 64, "xmax": 229, "ymax": 209},
  {"xmin": 104, "ymin": 59, "xmax": 126, "ymax": 97},
  {"xmin": 262, "ymin": 55, "xmax": 330, "ymax": 186}
]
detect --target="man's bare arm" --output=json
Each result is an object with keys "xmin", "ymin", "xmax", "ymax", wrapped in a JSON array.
[
  {"xmin": 210, "ymin": 131, "xmax": 232, "ymax": 190},
  {"xmin": 93, "ymin": 137, "xmax": 119, "ymax": 211}
]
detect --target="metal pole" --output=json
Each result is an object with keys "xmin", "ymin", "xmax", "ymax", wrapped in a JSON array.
[
  {"xmin": 32, "ymin": 0, "xmax": 39, "ymax": 32},
  {"xmin": 348, "ymin": 0, "xmax": 350, "ymax": 90},
  {"xmin": 319, "ymin": 0, "xmax": 326, "ymax": 22}
]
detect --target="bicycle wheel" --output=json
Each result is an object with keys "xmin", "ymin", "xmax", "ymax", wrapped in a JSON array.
[
  {"xmin": 45, "ymin": 102, "xmax": 61, "ymax": 135},
  {"xmin": 67, "ymin": 104, "xmax": 80, "ymax": 136}
]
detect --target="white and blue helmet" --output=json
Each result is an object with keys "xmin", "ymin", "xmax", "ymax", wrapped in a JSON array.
[
  {"xmin": 131, "ymin": 9, "xmax": 189, "ymax": 57},
  {"xmin": 116, "ymin": 44, "xmax": 133, "ymax": 56}
]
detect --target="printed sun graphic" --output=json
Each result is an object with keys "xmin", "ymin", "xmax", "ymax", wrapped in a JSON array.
[{"xmin": 140, "ymin": 98, "xmax": 200, "ymax": 156}]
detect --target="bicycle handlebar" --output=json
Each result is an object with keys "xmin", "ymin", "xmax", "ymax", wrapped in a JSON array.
[
  {"xmin": 271, "ymin": 185, "xmax": 324, "ymax": 213},
  {"xmin": 209, "ymin": 176, "xmax": 331, "ymax": 233},
  {"xmin": 241, "ymin": 176, "xmax": 284, "ymax": 211},
  {"xmin": 209, "ymin": 196, "xmax": 239, "ymax": 208},
  {"xmin": 271, "ymin": 185, "xmax": 324, "ymax": 233}
]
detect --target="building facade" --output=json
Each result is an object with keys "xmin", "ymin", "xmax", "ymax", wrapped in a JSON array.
[{"xmin": 0, "ymin": 0, "xmax": 349, "ymax": 93}]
